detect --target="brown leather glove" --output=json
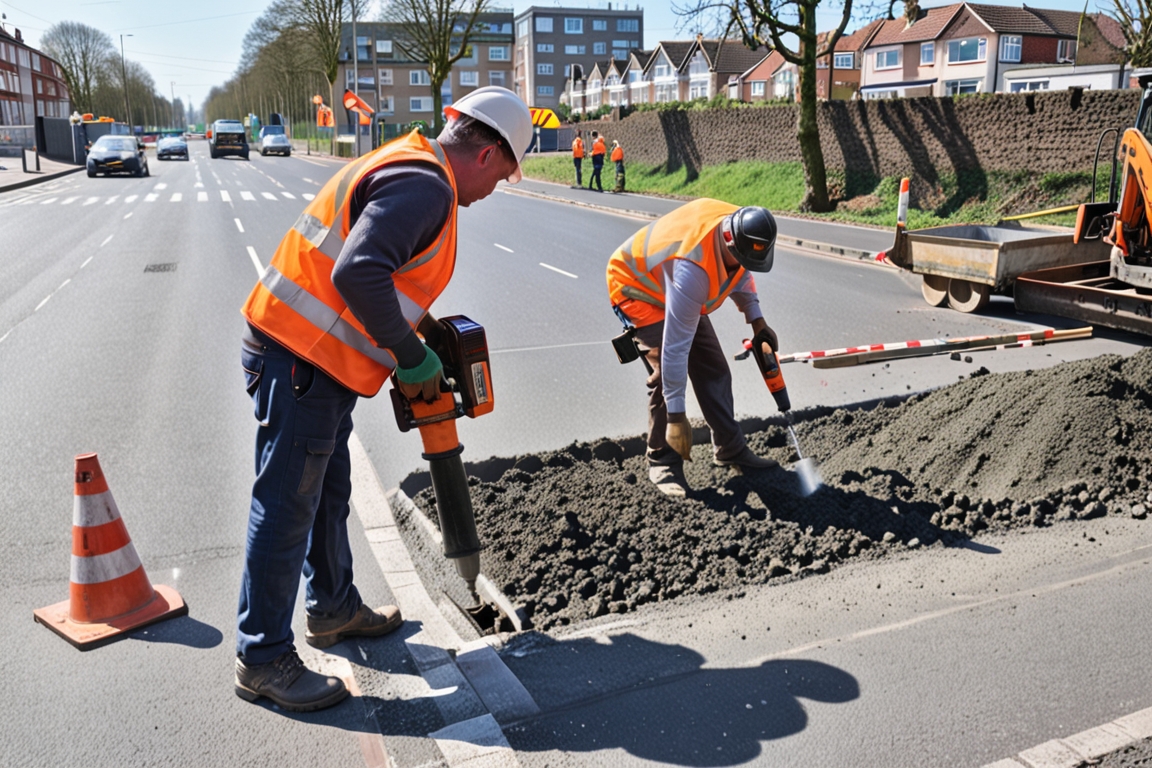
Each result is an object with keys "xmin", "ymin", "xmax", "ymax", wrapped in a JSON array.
[
  {"xmin": 666, "ymin": 412, "xmax": 693, "ymax": 462},
  {"xmin": 750, "ymin": 317, "xmax": 778, "ymax": 354}
]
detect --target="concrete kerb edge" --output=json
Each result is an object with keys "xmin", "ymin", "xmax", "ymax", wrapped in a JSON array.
[
  {"xmin": 503, "ymin": 184, "xmax": 881, "ymax": 264},
  {"xmin": 982, "ymin": 704, "xmax": 1152, "ymax": 767},
  {"xmin": 0, "ymin": 165, "xmax": 84, "ymax": 193}
]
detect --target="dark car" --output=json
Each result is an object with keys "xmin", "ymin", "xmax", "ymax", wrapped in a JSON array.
[
  {"xmin": 86, "ymin": 135, "xmax": 149, "ymax": 177},
  {"xmin": 210, "ymin": 119, "xmax": 249, "ymax": 160},
  {"xmin": 157, "ymin": 136, "xmax": 188, "ymax": 161}
]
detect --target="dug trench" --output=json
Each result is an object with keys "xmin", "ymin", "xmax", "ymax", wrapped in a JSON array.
[{"xmin": 393, "ymin": 350, "xmax": 1152, "ymax": 634}]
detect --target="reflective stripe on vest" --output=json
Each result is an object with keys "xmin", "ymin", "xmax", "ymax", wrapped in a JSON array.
[{"xmin": 241, "ymin": 130, "xmax": 457, "ymax": 396}]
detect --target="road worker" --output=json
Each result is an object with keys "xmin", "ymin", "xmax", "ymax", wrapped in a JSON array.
[
  {"xmin": 572, "ymin": 129, "xmax": 585, "ymax": 188},
  {"xmin": 607, "ymin": 199, "xmax": 779, "ymax": 496},
  {"xmin": 235, "ymin": 86, "xmax": 532, "ymax": 711},
  {"xmin": 588, "ymin": 129, "xmax": 607, "ymax": 192},
  {"xmin": 610, "ymin": 139, "xmax": 625, "ymax": 193}
]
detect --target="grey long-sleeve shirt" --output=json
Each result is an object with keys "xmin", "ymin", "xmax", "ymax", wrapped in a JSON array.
[{"xmin": 330, "ymin": 161, "xmax": 454, "ymax": 370}]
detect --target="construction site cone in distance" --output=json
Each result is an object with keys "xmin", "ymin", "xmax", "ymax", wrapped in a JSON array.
[{"xmin": 33, "ymin": 453, "xmax": 187, "ymax": 651}]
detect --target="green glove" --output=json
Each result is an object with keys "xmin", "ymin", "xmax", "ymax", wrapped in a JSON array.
[{"xmin": 396, "ymin": 346, "xmax": 443, "ymax": 403}]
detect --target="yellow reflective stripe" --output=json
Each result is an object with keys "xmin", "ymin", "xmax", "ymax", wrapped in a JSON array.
[
  {"xmin": 292, "ymin": 213, "xmax": 330, "ymax": 250},
  {"xmin": 260, "ymin": 266, "xmax": 397, "ymax": 368},
  {"xmin": 621, "ymin": 285, "xmax": 664, "ymax": 308}
]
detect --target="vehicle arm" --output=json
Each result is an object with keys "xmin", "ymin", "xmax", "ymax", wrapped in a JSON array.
[{"xmin": 331, "ymin": 163, "xmax": 454, "ymax": 372}]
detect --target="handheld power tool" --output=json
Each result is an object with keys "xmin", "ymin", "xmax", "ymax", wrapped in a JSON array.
[
  {"xmin": 391, "ymin": 315, "xmax": 493, "ymax": 606},
  {"xmin": 740, "ymin": 329, "xmax": 822, "ymax": 496}
]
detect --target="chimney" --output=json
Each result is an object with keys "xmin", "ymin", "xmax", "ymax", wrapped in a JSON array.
[{"xmin": 14, "ymin": 28, "xmax": 22, "ymax": 42}]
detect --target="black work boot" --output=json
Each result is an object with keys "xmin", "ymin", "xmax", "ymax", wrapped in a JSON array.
[
  {"xmin": 234, "ymin": 650, "xmax": 348, "ymax": 712},
  {"xmin": 305, "ymin": 604, "xmax": 403, "ymax": 649}
]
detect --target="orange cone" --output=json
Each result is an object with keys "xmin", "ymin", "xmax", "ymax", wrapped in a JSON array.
[{"xmin": 33, "ymin": 453, "xmax": 187, "ymax": 650}]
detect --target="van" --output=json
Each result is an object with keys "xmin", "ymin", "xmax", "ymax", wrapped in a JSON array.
[{"xmin": 210, "ymin": 119, "xmax": 249, "ymax": 160}]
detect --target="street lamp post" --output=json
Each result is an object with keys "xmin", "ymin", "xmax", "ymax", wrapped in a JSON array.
[
  {"xmin": 171, "ymin": 81, "xmax": 177, "ymax": 129},
  {"xmin": 119, "ymin": 34, "xmax": 133, "ymax": 132}
]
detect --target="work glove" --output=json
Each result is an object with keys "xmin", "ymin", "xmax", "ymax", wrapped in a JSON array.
[
  {"xmin": 750, "ymin": 318, "xmax": 779, "ymax": 355},
  {"xmin": 417, "ymin": 314, "xmax": 447, "ymax": 355},
  {"xmin": 395, "ymin": 345, "xmax": 444, "ymax": 403},
  {"xmin": 666, "ymin": 412, "xmax": 693, "ymax": 462}
]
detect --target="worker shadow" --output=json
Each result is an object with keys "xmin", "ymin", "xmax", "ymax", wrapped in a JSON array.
[
  {"xmin": 129, "ymin": 615, "xmax": 223, "ymax": 649},
  {"xmin": 502, "ymin": 631, "xmax": 859, "ymax": 765}
]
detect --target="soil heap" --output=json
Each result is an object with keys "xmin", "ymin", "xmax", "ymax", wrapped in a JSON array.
[{"xmin": 404, "ymin": 350, "xmax": 1152, "ymax": 631}]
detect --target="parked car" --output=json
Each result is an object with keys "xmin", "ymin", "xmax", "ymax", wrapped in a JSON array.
[
  {"xmin": 157, "ymin": 136, "xmax": 189, "ymax": 160},
  {"xmin": 86, "ymin": 135, "xmax": 149, "ymax": 177},
  {"xmin": 260, "ymin": 132, "xmax": 291, "ymax": 157},
  {"xmin": 209, "ymin": 119, "xmax": 249, "ymax": 160}
]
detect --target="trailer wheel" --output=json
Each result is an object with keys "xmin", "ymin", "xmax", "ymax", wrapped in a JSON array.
[
  {"xmin": 947, "ymin": 279, "xmax": 991, "ymax": 313},
  {"xmin": 921, "ymin": 275, "xmax": 948, "ymax": 307}
]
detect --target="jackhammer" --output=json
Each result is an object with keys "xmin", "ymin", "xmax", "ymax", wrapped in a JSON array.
[{"xmin": 390, "ymin": 316, "xmax": 493, "ymax": 606}]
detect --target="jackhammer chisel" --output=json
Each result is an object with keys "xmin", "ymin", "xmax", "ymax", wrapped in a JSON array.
[{"xmin": 390, "ymin": 316, "xmax": 493, "ymax": 606}]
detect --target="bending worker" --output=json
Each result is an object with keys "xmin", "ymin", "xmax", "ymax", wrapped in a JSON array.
[
  {"xmin": 607, "ymin": 199, "xmax": 779, "ymax": 496},
  {"xmin": 611, "ymin": 139, "xmax": 625, "ymax": 193},
  {"xmin": 571, "ymin": 129, "xmax": 585, "ymax": 188},
  {"xmin": 235, "ymin": 86, "xmax": 532, "ymax": 712},
  {"xmin": 588, "ymin": 129, "xmax": 606, "ymax": 192}
]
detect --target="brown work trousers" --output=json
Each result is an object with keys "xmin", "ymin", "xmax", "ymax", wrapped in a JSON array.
[{"xmin": 633, "ymin": 315, "xmax": 746, "ymax": 466}]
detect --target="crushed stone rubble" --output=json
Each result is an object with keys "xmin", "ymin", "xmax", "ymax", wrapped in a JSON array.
[{"xmin": 399, "ymin": 350, "xmax": 1152, "ymax": 631}]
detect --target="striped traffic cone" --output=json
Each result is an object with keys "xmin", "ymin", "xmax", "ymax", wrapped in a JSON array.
[{"xmin": 34, "ymin": 453, "xmax": 187, "ymax": 650}]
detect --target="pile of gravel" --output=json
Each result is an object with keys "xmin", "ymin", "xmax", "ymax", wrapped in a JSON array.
[{"xmin": 404, "ymin": 350, "xmax": 1152, "ymax": 631}]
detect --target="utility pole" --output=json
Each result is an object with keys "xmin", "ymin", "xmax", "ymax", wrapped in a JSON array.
[
  {"xmin": 170, "ymin": 81, "xmax": 176, "ymax": 129},
  {"xmin": 119, "ymin": 34, "xmax": 133, "ymax": 131},
  {"xmin": 351, "ymin": 0, "xmax": 359, "ymax": 158}
]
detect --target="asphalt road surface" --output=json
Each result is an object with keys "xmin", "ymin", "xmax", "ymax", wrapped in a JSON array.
[{"xmin": 2, "ymin": 141, "xmax": 1150, "ymax": 767}]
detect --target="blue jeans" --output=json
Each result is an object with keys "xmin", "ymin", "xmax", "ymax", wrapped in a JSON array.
[{"xmin": 237, "ymin": 327, "xmax": 362, "ymax": 664}]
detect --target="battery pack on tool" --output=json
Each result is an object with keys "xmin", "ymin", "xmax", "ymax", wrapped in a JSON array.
[
  {"xmin": 440, "ymin": 316, "xmax": 494, "ymax": 418},
  {"xmin": 749, "ymin": 329, "xmax": 791, "ymax": 413}
]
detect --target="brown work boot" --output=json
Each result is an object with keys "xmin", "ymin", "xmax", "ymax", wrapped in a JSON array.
[
  {"xmin": 234, "ymin": 650, "xmax": 348, "ymax": 712},
  {"xmin": 305, "ymin": 604, "xmax": 403, "ymax": 649},
  {"xmin": 649, "ymin": 464, "xmax": 689, "ymax": 497},
  {"xmin": 714, "ymin": 446, "xmax": 779, "ymax": 470}
]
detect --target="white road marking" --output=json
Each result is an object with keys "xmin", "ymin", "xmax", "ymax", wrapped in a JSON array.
[
  {"xmin": 124, "ymin": 195, "xmax": 137, "ymax": 203},
  {"xmin": 220, "ymin": 190, "xmax": 231, "ymax": 202},
  {"xmin": 35, "ymin": 295, "xmax": 51, "ymax": 311},
  {"xmin": 261, "ymin": 191, "xmax": 277, "ymax": 200},
  {"xmin": 494, "ymin": 243, "xmax": 513, "ymax": 253},
  {"xmin": 490, "ymin": 340, "xmax": 605, "ymax": 355},
  {"xmin": 241, "ymin": 191, "xmax": 255, "ymax": 201},
  {"xmin": 83, "ymin": 196, "xmax": 99, "ymax": 206},
  {"xmin": 303, "ymin": 178, "xmax": 313, "ymax": 183},
  {"xmin": 246, "ymin": 246, "xmax": 264, "ymax": 276},
  {"xmin": 144, "ymin": 193, "xmax": 158, "ymax": 202},
  {"xmin": 81, "ymin": 256, "xmax": 93, "ymax": 268},
  {"xmin": 153, "ymin": 183, "xmax": 167, "ymax": 190},
  {"xmin": 100, "ymin": 235, "xmax": 113, "ymax": 247},
  {"xmin": 194, "ymin": 181, "xmax": 203, "ymax": 188},
  {"xmin": 303, "ymin": 193, "xmax": 315, "ymax": 200},
  {"xmin": 281, "ymin": 192, "xmax": 296, "ymax": 199},
  {"xmin": 170, "ymin": 193, "xmax": 182, "ymax": 202},
  {"xmin": 58, "ymin": 279, "xmax": 70, "ymax": 290},
  {"xmin": 105, "ymin": 196, "xmax": 119, "ymax": 205},
  {"xmin": 539, "ymin": 262, "xmax": 578, "ymax": 279},
  {"xmin": 234, "ymin": 218, "xmax": 244, "ymax": 233},
  {"xmin": 60, "ymin": 196, "xmax": 78, "ymax": 205},
  {"xmin": 197, "ymin": 191, "xmax": 208, "ymax": 202},
  {"xmin": 39, "ymin": 198, "xmax": 58, "ymax": 205},
  {"xmin": 124, "ymin": 212, "xmax": 133, "ymax": 219}
]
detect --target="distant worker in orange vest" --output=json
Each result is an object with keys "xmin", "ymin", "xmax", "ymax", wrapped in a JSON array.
[
  {"xmin": 610, "ymin": 139, "xmax": 625, "ymax": 193},
  {"xmin": 571, "ymin": 129, "xmax": 585, "ymax": 188},
  {"xmin": 588, "ymin": 129, "xmax": 607, "ymax": 192},
  {"xmin": 235, "ymin": 87, "xmax": 532, "ymax": 712},
  {"xmin": 607, "ymin": 200, "xmax": 779, "ymax": 496}
]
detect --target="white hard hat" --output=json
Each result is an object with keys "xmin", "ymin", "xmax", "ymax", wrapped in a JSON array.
[{"xmin": 444, "ymin": 86, "xmax": 532, "ymax": 183}]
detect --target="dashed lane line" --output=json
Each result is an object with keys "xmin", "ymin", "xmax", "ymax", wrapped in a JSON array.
[
  {"xmin": 234, "ymin": 218, "xmax": 244, "ymax": 233},
  {"xmin": 494, "ymin": 243, "xmax": 513, "ymax": 253},
  {"xmin": 197, "ymin": 192, "xmax": 208, "ymax": 202},
  {"xmin": 170, "ymin": 193, "xmax": 182, "ymax": 202},
  {"xmin": 100, "ymin": 235, "xmax": 113, "ymax": 247},
  {"xmin": 261, "ymin": 191, "xmax": 277, "ymax": 200},
  {"xmin": 539, "ymin": 262, "xmax": 577, "ymax": 279},
  {"xmin": 240, "ymin": 191, "xmax": 256, "ymax": 201},
  {"xmin": 123, "ymin": 212, "xmax": 133, "ymax": 220},
  {"xmin": 246, "ymin": 246, "xmax": 263, "ymax": 276},
  {"xmin": 220, "ymin": 190, "xmax": 231, "ymax": 202}
]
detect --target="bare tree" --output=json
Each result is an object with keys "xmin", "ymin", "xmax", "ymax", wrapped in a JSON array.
[
  {"xmin": 294, "ymin": 0, "xmax": 346, "ymax": 151},
  {"xmin": 383, "ymin": 0, "xmax": 492, "ymax": 133},
  {"xmin": 1113, "ymin": 0, "xmax": 1152, "ymax": 68},
  {"xmin": 40, "ymin": 21, "xmax": 114, "ymax": 112}
]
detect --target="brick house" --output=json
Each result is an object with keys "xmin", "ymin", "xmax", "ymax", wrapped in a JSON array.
[
  {"xmin": 813, "ymin": 19, "xmax": 885, "ymax": 100},
  {"xmin": 0, "ymin": 25, "xmax": 70, "ymax": 127}
]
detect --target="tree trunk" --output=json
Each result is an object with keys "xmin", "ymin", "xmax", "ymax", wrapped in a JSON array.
[
  {"xmin": 432, "ymin": 77, "xmax": 444, "ymax": 135},
  {"xmin": 329, "ymin": 79, "xmax": 336, "ymax": 156},
  {"xmin": 797, "ymin": 3, "xmax": 832, "ymax": 213}
]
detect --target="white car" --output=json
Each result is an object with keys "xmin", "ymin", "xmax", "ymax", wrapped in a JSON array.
[{"xmin": 260, "ymin": 133, "xmax": 291, "ymax": 157}]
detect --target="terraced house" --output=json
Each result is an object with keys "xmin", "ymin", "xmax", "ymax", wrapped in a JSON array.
[
  {"xmin": 860, "ymin": 2, "xmax": 1127, "ymax": 99},
  {"xmin": 0, "ymin": 25, "xmax": 70, "ymax": 127}
]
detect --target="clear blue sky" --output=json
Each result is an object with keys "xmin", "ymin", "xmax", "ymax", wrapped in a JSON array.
[{"xmin": 0, "ymin": 0, "xmax": 1116, "ymax": 109}]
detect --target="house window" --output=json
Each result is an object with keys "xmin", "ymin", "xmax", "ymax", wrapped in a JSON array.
[
  {"xmin": 593, "ymin": 19, "xmax": 607, "ymax": 31},
  {"xmin": 378, "ymin": 69, "xmax": 393, "ymax": 85},
  {"xmin": 629, "ymin": 70, "xmax": 641, "ymax": 82},
  {"xmin": 564, "ymin": 45, "xmax": 586, "ymax": 55},
  {"xmin": 377, "ymin": 94, "xmax": 394, "ymax": 113},
  {"xmin": 376, "ymin": 40, "xmax": 393, "ymax": 55},
  {"xmin": 617, "ymin": 18, "xmax": 638, "ymax": 32},
  {"xmin": 489, "ymin": 71, "xmax": 506, "ymax": 86},
  {"xmin": 537, "ymin": 85, "xmax": 554, "ymax": 95},
  {"xmin": 1010, "ymin": 80, "xmax": 1049, "ymax": 92},
  {"xmin": 875, "ymin": 49, "xmax": 900, "ymax": 69},
  {"xmin": 460, "ymin": 71, "xmax": 479, "ymax": 87},
  {"xmin": 594, "ymin": 42, "xmax": 606, "ymax": 55},
  {"xmin": 517, "ymin": 19, "xmax": 529, "ymax": 38},
  {"xmin": 31, "ymin": 53, "xmax": 40, "ymax": 71},
  {"xmin": 535, "ymin": 17, "xmax": 553, "ymax": 33},
  {"xmin": 945, "ymin": 78, "xmax": 981, "ymax": 95},
  {"xmin": 947, "ymin": 37, "xmax": 986, "ymax": 63},
  {"xmin": 489, "ymin": 45, "xmax": 509, "ymax": 61},
  {"xmin": 537, "ymin": 63, "xmax": 553, "ymax": 75},
  {"xmin": 410, "ymin": 70, "xmax": 431, "ymax": 86},
  {"xmin": 654, "ymin": 58, "xmax": 671, "ymax": 78},
  {"xmin": 357, "ymin": 36, "xmax": 370, "ymax": 61},
  {"xmin": 613, "ymin": 50, "xmax": 629, "ymax": 60},
  {"xmin": 920, "ymin": 42, "xmax": 934, "ymax": 65},
  {"xmin": 565, "ymin": 18, "xmax": 583, "ymax": 34},
  {"xmin": 36, "ymin": 79, "xmax": 42, "ymax": 94},
  {"xmin": 537, "ymin": 43, "xmax": 554, "ymax": 53},
  {"xmin": 751, "ymin": 80, "xmax": 766, "ymax": 96},
  {"xmin": 1058, "ymin": 39, "xmax": 1077, "ymax": 62},
  {"xmin": 1000, "ymin": 35, "xmax": 1022, "ymax": 62},
  {"xmin": 410, "ymin": 96, "xmax": 433, "ymax": 111},
  {"xmin": 834, "ymin": 52, "xmax": 854, "ymax": 68},
  {"xmin": 17, "ymin": 49, "xmax": 30, "ymax": 68},
  {"xmin": 613, "ymin": 40, "xmax": 630, "ymax": 51}
]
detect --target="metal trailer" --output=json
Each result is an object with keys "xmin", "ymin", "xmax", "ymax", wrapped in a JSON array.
[{"xmin": 894, "ymin": 223, "xmax": 1111, "ymax": 313}]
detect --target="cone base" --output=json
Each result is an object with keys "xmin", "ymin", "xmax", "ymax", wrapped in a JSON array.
[{"xmin": 33, "ymin": 584, "xmax": 188, "ymax": 651}]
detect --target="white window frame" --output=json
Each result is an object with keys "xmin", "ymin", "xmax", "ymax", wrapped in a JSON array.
[
  {"xmin": 537, "ymin": 63, "xmax": 553, "ymax": 75},
  {"xmin": 593, "ymin": 19, "xmax": 607, "ymax": 31},
  {"xmin": 947, "ymin": 37, "xmax": 987, "ymax": 64},
  {"xmin": 564, "ymin": 18, "xmax": 583, "ymax": 34},
  {"xmin": 378, "ymin": 68, "xmax": 393, "ymax": 85},
  {"xmin": 834, "ymin": 52, "xmax": 854, "ymax": 69},
  {"xmin": 410, "ymin": 96, "xmax": 432, "ymax": 112},
  {"xmin": 750, "ymin": 80, "xmax": 766, "ymax": 97},
  {"xmin": 1009, "ymin": 79, "xmax": 1049, "ymax": 92},
  {"xmin": 920, "ymin": 41, "xmax": 934, "ymax": 65},
  {"xmin": 564, "ymin": 45, "xmax": 586, "ymax": 55},
  {"xmin": 376, "ymin": 40, "xmax": 393, "ymax": 55},
  {"xmin": 875, "ymin": 49, "xmax": 900, "ymax": 70},
  {"xmin": 945, "ymin": 78, "xmax": 982, "ymax": 95},
  {"xmin": 1057, "ymin": 39, "xmax": 1077, "ymax": 63},
  {"xmin": 488, "ymin": 45, "xmax": 509, "ymax": 61},
  {"xmin": 377, "ymin": 94, "xmax": 394, "ymax": 113},
  {"xmin": 1000, "ymin": 35, "xmax": 1022, "ymax": 63},
  {"xmin": 517, "ymin": 19, "xmax": 529, "ymax": 38},
  {"xmin": 535, "ymin": 17, "xmax": 553, "ymax": 33},
  {"xmin": 537, "ymin": 43, "xmax": 554, "ymax": 53},
  {"xmin": 537, "ymin": 85, "xmax": 554, "ymax": 96},
  {"xmin": 409, "ymin": 70, "xmax": 431, "ymax": 86},
  {"xmin": 459, "ymin": 70, "xmax": 479, "ymax": 87},
  {"xmin": 594, "ymin": 41, "xmax": 606, "ymax": 55},
  {"xmin": 617, "ymin": 18, "xmax": 638, "ymax": 33},
  {"xmin": 489, "ymin": 71, "xmax": 506, "ymax": 86}
]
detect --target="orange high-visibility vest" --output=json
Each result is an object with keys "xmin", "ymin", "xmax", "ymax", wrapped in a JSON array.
[
  {"xmin": 611, "ymin": 145, "xmax": 623, "ymax": 162},
  {"xmin": 572, "ymin": 137, "xmax": 585, "ymax": 158},
  {"xmin": 242, "ymin": 130, "xmax": 458, "ymax": 397},
  {"xmin": 606, "ymin": 198, "xmax": 749, "ymax": 328},
  {"xmin": 591, "ymin": 136, "xmax": 607, "ymax": 156}
]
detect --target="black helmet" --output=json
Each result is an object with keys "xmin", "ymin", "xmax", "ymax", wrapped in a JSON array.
[{"xmin": 725, "ymin": 206, "xmax": 777, "ymax": 272}]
